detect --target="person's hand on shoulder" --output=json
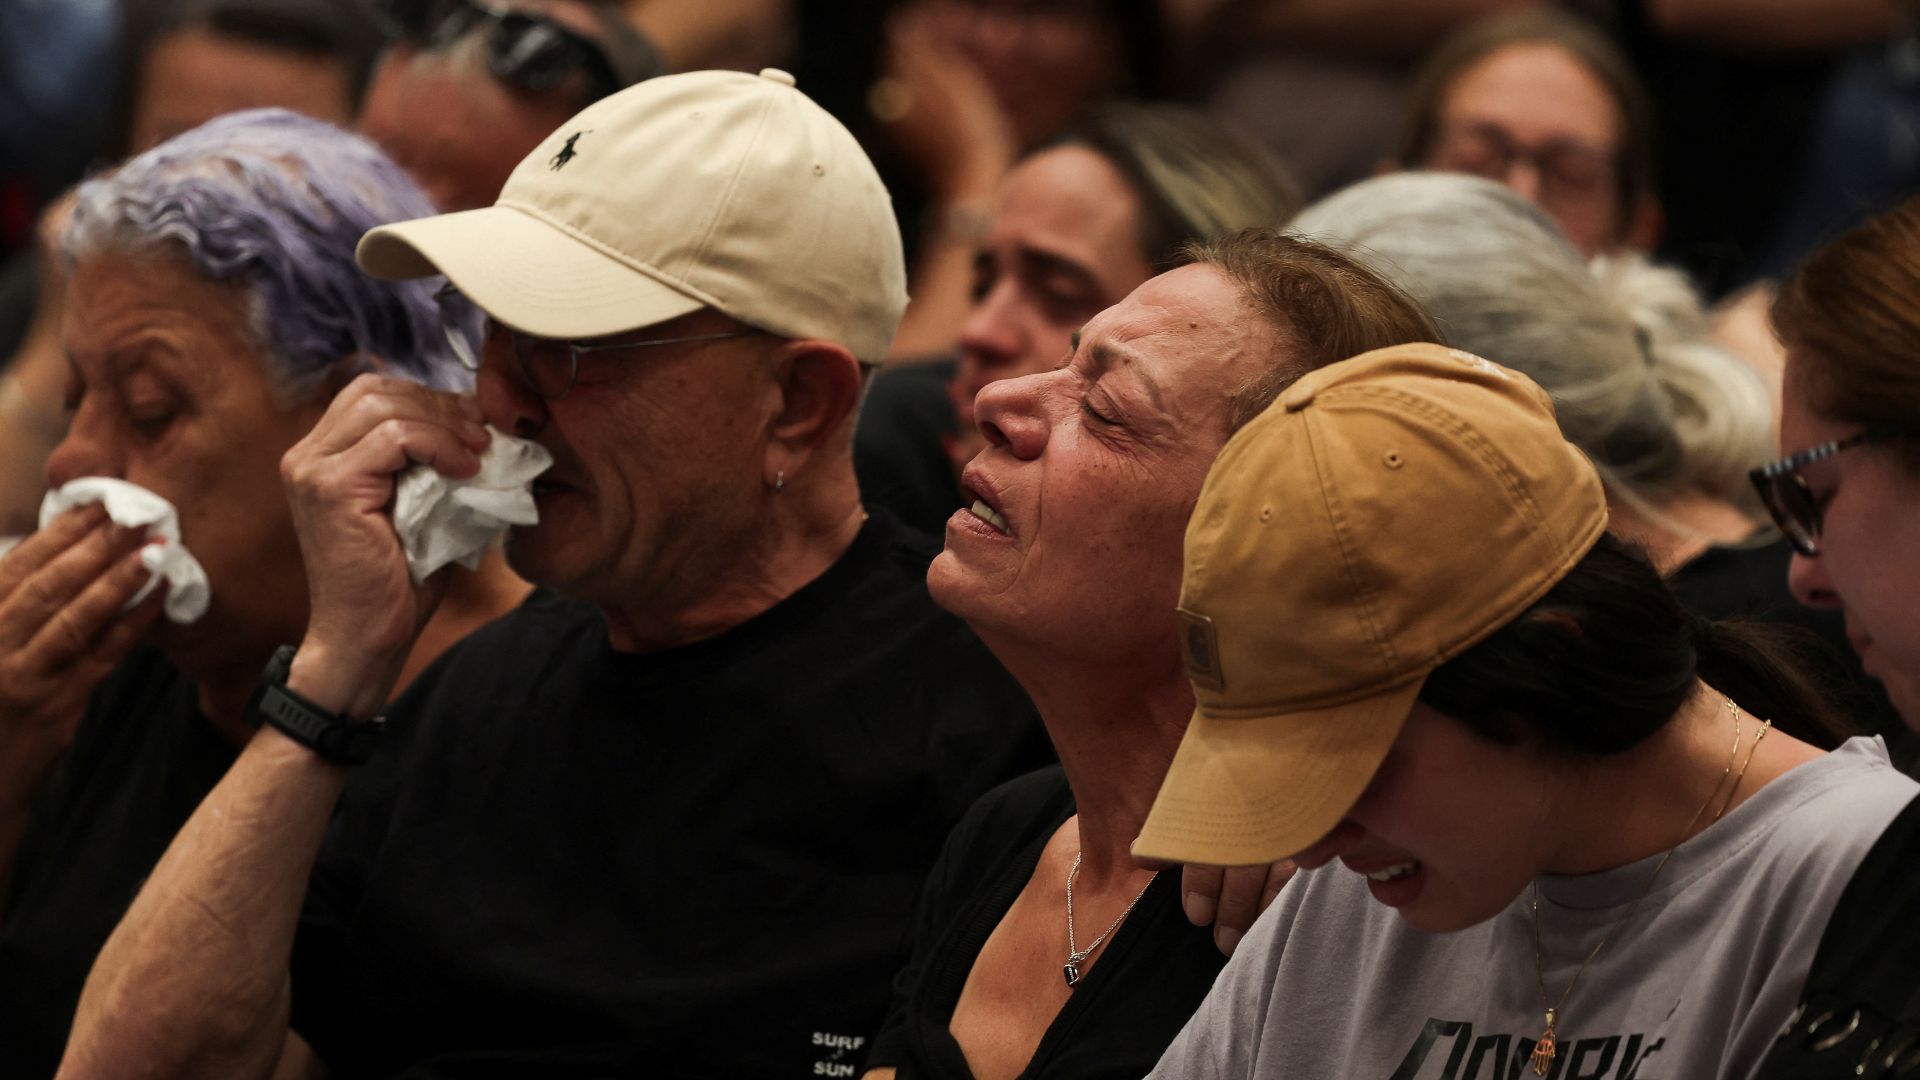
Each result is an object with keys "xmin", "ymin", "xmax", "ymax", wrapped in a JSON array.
[{"xmin": 1180, "ymin": 860, "xmax": 1297, "ymax": 957}]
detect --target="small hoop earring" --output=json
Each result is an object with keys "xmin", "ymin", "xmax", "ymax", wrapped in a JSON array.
[{"xmin": 773, "ymin": 470, "xmax": 785, "ymax": 495}]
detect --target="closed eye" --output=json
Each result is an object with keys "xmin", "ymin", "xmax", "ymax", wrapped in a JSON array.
[{"xmin": 128, "ymin": 409, "xmax": 178, "ymax": 438}]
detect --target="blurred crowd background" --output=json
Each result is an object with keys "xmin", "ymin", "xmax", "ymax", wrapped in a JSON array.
[
  {"xmin": 4, "ymin": 0, "xmax": 1915, "ymax": 723},
  {"xmin": 7, "ymin": 5, "xmax": 1920, "ymax": 1075},
  {"xmin": 4, "ymin": 0, "xmax": 1916, "ymax": 324}
]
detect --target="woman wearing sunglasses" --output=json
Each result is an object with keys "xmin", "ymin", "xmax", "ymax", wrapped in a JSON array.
[
  {"xmin": 1756, "ymin": 199, "xmax": 1920, "ymax": 725},
  {"xmin": 1747, "ymin": 196, "xmax": 1920, "ymax": 1079}
]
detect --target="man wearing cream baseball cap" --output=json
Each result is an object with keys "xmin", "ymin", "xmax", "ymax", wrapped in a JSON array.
[
  {"xmin": 63, "ymin": 70, "xmax": 1047, "ymax": 1077},
  {"xmin": 356, "ymin": 66, "xmax": 906, "ymax": 358},
  {"xmin": 1139, "ymin": 343, "xmax": 1911, "ymax": 1080}
]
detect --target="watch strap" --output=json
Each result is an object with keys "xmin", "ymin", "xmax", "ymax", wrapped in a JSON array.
[{"xmin": 252, "ymin": 645, "xmax": 384, "ymax": 765}]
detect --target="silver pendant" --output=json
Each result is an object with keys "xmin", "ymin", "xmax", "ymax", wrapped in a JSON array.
[{"xmin": 1063, "ymin": 961, "xmax": 1081, "ymax": 987}]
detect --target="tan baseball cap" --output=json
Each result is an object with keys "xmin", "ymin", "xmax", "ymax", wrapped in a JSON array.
[
  {"xmin": 1133, "ymin": 343, "xmax": 1609, "ymax": 867},
  {"xmin": 356, "ymin": 68, "xmax": 908, "ymax": 362}
]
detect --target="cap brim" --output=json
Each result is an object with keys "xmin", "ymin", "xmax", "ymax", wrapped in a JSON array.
[
  {"xmin": 356, "ymin": 205, "xmax": 703, "ymax": 339},
  {"xmin": 1133, "ymin": 678, "xmax": 1424, "ymax": 868}
]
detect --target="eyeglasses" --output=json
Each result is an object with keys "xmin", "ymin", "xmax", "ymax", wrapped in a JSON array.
[
  {"xmin": 1428, "ymin": 122, "xmax": 1617, "ymax": 208},
  {"xmin": 434, "ymin": 285, "xmax": 761, "ymax": 400},
  {"xmin": 1748, "ymin": 426, "xmax": 1900, "ymax": 556},
  {"xmin": 373, "ymin": 0, "xmax": 621, "ymax": 102}
]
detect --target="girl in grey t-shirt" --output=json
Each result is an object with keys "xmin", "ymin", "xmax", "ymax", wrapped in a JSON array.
[{"xmin": 1129, "ymin": 344, "xmax": 1915, "ymax": 1080}]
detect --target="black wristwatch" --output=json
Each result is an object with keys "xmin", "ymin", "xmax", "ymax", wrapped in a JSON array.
[{"xmin": 248, "ymin": 645, "xmax": 384, "ymax": 765}]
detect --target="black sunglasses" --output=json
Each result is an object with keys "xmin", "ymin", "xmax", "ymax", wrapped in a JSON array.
[
  {"xmin": 374, "ymin": 0, "xmax": 621, "ymax": 102},
  {"xmin": 1748, "ymin": 426, "xmax": 1900, "ymax": 556}
]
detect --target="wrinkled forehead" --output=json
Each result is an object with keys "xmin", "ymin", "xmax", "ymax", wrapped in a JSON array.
[
  {"xmin": 1080, "ymin": 266, "xmax": 1274, "ymax": 406},
  {"xmin": 1085, "ymin": 264, "xmax": 1255, "ymax": 345}
]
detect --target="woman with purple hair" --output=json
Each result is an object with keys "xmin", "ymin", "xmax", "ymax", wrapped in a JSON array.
[{"xmin": 0, "ymin": 108, "xmax": 527, "ymax": 1077}]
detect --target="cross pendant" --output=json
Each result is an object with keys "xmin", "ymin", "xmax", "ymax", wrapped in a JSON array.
[{"xmin": 1062, "ymin": 961, "xmax": 1082, "ymax": 987}]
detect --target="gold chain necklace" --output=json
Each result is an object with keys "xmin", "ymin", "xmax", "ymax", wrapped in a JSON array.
[
  {"xmin": 1527, "ymin": 698, "xmax": 1772, "ymax": 1076},
  {"xmin": 1062, "ymin": 851, "xmax": 1157, "ymax": 988}
]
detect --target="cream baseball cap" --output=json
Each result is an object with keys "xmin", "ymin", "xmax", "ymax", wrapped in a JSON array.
[
  {"xmin": 1133, "ymin": 343, "xmax": 1609, "ymax": 868},
  {"xmin": 356, "ymin": 68, "xmax": 908, "ymax": 362}
]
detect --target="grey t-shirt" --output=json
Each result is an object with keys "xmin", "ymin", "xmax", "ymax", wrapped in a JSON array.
[{"xmin": 1149, "ymin": 738, "xmax": 1917, "ymax": 1080}]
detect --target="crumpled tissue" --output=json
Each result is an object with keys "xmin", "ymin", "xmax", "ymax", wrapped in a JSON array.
[
  {"xmin": 392, "ymin": 428, "xmax": 552, "ymax": 583},
  {"xmin": 38, "ymin": 477, "xmax": 212, "ymax": 624}
]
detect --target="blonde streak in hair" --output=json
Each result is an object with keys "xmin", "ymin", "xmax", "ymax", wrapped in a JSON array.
[
  {"xmin": 1141, "ymin": 145, "xmax": 1258, "ymax": 241},
  {"xmin": 1144, "ymin": 117, "xmax": 1302, "ymax": 241},
  {"xmin": 1138, "ymin": 149, "xmax": 1221, "ymax": 238}
]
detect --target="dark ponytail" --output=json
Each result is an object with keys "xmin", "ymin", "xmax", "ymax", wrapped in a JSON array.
[
  {"xmin": 1692, "ymin": 619, "xmax": 1864, "ymax": 749},
  {"xmin": 1419, "ymin": 533, "xmax": 1856, "ymax": 754}
]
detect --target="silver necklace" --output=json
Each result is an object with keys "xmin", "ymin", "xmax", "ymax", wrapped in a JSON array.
[{"xmin": 1063, "ymin": 851, "xmax": 1157, "ymax": 988}]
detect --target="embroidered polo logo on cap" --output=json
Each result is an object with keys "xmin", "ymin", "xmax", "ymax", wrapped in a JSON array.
[
  {"xmin": 549, "ymin": 130, "xmax": 591, "ymax": 171},
  {"xmin": 1178, "ymin": 608, "xmax": 1226, "ymax": 692}
]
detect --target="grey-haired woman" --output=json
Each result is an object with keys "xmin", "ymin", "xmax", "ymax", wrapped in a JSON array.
[
  {"xmin": 1292, "ymin": 171, "xmax": 1899, "ymax": 748},
  {"xmin": 0, "ymin": 108, "xmax": 524, "ymax": 1077}
]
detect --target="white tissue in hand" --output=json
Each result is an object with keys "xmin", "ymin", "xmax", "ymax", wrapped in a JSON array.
[
  {"xmin": 38, "ymin": 477, "xmax": 212, "ymax": 624},
  {"xmin": 392, "ymin": 428, "xmax": 552, "ymax": 583}
]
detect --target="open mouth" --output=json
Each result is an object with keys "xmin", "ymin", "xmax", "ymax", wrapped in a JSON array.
[
  {"xmin": 1365, "ymin": 861, "xmax": 1420, "ymax": 882},
  {"xmin": 966, "ymin": 497, "xmax": 1009, "ymax": 535},
  {"xmin": 1353, "ymin": 858, "xmax": 1426, "ymax": 909},
  {"xmin": 959, "ymin": 469, "xmax": 1012, "ymax": 537}
]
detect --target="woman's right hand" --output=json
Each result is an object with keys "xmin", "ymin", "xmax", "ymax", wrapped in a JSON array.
[{"xmin": 0, "ymin": 503, "xmax": 164, "ymax": 805}]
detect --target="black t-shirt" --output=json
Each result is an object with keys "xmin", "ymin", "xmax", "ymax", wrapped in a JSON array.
[
  {"xmin": 854, "ymin": 358, "xmax": 965, "ymax": 540},
  {"xmin": 0, "ymin": 646, "xmax": 238, "ymax": 1079},
  {"xmin": 1752, "ymin": 792, "xmax": 1920, "ymax": 1079},
  {"xmin": 289, "ymin": 512, "xmax": 1050, "ymax": 1078},
  {"xmin": 867, "ymin": 767, "xmax": 1226, "ymax": 1079}
]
